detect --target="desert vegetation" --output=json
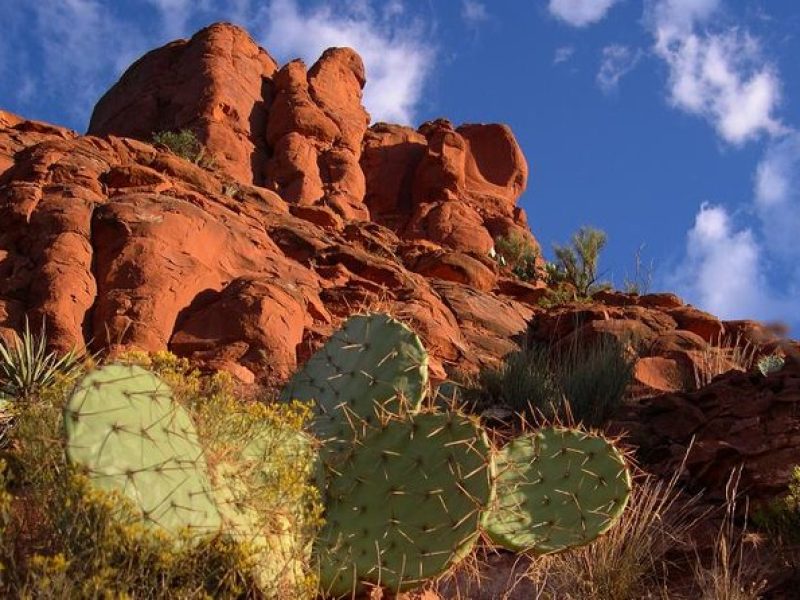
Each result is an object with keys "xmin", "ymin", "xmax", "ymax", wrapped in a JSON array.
[
  {"xmin": 152, "ymin": 129, "xmax": 215, "ymax": 167},
  {"xmin": 0, "ymin": 313, "xmax": 788, "ymax": 598},
  {"xmin": 460, "ymin": 334, "xmax": 635, "ymax": 427},
  {"xmin": 494, "ymin": 226, "xmax": 615, "ymax": 307}
]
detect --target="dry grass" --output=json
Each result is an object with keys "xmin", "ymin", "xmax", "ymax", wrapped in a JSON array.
[
  {"xmin": 693, "ymin": 333, "xmax": 759, "ymax": 390},
  {"xmin": 691, "ymin": 471, "xmax": 768, "ymax": 600},
  {"xmin": 530, "ymin": 462, "xmax": 702, "ymax": 600}
]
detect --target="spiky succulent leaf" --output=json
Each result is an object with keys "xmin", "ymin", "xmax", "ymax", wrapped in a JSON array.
[
  {"xmin": 208, "ymin": 416, "xmax": 320, "ymax": 594},
  {"xmin": 484, "ymin": 427, "xmax": 631, "ymax": 554},
  {"xmin": 64, "ymin": 364, "xmax": 222, "ymax": 538},
  {"xmin": 0, "ymin": 317, "xmax": 85, "ymax": 399},
  {"xmin": 316, "ymin": 412, "xmax": 492, "ymax": 597},
  {"xmin": 757, "ymin": 354, "xmax": 785, "ymax": 376},
  {"xmin": 279, "ymin": 313, "xmax": 428, "ymax": 454}
]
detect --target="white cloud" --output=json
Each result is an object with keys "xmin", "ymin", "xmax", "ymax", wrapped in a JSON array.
[
  {"xmin": 548, "ymin": 0, "xmax": 621, "ymax": 27},
  {"xmin": 596, "ymin": 44, "xmax": 641, "ymax": 93},
  {"xmin": 462, "ymin": 0, "xmax": 488, "ymax": 24},
  {"xmin": 553, "ymin": 45, "xmax": 575, "ymax": 65},
  {"xmin": 647, "ymin": 0, "xmax": 720, "ymax": 36},
  {"xmin": 670, "ymin": 203, "xmax": 775, "ymax": 319},
  {"xmin": 754, "ymin": 133, "xmax": 800, "ymax": 262},
  {"xmin": 257, "ymin": 0, "xmax": 434, "ymax": 124},
  {"xmin": 144, "ymin": 0, "xmax": 197, "ymax": 38},
  {"xmin": 383, "ymin": 0, "xmax": 404, "ymax": 19},
  {"xmin": 650, "ymin": 0, "xmax": 783, "ymax": 144}
]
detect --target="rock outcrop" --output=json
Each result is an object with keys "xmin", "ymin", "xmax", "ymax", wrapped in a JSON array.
[
  {"xmin": 616, "ymin": 350, "xmax": 800, "ymax": 506},
  {"xmin": 89, "ymin": 23, "xmax": 278, "ymax": 186},
  {"xmin": 362, "ymin": 119, "xmax": 534, "ymax": 254},
  {"xmin": 0, "ymin": 101, "xmax": 536, "ymax": 385},
  {"xmin": 526, "ymin": 290, "xmax": 785, "ymax": 395},
  {"xmin": 265, "ymin": 48, "xmax": 370, "ymax": 222}
]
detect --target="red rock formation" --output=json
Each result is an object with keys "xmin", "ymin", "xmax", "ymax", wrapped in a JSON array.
[
  {"xmin": 362, "ymin": 118, "xmax": 534, "ymax": 255},
  {"xmin": 265, "ymin": 48, "xmax": 370, "ymax": 221},
  {"xmin": 615, "ymin": 350, "xmax": 800, "ymax": 506},
  {"xmin": 0, "ymin": 118, "xmax": 535, "ymax": 384},
  {"xmin": 88, "ymin": 23, "xmax": 277, "ymax": 186}
]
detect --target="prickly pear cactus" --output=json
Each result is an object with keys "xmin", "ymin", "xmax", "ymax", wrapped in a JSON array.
[
  {"xmin": 316, "ymin": 412, "xmax": 493, "ymax": 597},
  {"xmin": 212, "ymin": 460, "xmax": 308, "ymax": 595},
  {"xmin": 279, "ymin": 313, "xmax": 428, "ymax": 451},
  {"xmin": 484, "ymin": 427, "xmax": 631, "ymax": 554},
  {"xmin": 64, "ymin": 364, "xmax": 222, "ymax": 538}
]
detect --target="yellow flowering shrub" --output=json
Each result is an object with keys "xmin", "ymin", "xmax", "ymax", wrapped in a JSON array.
[{"xmin": 0, "ymin": 351, "xmax": 323, "ymax": 599}]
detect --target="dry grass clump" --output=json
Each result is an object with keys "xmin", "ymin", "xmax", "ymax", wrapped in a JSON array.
[{"xmin": 692, "ymin": 333, "xmax": 759, "ymax": 389}]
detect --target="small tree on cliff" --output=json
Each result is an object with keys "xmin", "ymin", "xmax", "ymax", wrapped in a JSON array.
[
  {"xmin": 493, "ymin": 232, "xmax": 539, "ymax": 281},
  {"xmin": 551, "ymin": 226, "xmax": 610, "ymax": 299}
]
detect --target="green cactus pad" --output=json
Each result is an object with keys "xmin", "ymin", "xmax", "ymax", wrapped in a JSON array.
[
  {"xmin": 316, "ymin": 412, "xmax": 493, "ymax": 597},
  {"xmin": 484, "ymin": 427, "xmax": 631, "ymax": 554},
  {"xmin": 279, "ymin": 313, "xmax": 428, "ymax": 451},
  {"xmin": 64, "ymin": 364, "xmax": 222, "ymax": 538}
]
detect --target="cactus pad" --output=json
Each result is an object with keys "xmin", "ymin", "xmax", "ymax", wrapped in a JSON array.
[
  {"xmin": 64, "ymin": 364, "xmax": 222, "ymax": 538},
  {"xmin": 484, "ymin": 427, "xmax": 631, "ymax": 554},
  {"xmin": 280, "ymin": 313, "xmax": 428, "ymax": 450},
  {"xmin": 316, "ymin": 412, "xmax": 492, "ymax": 596}
]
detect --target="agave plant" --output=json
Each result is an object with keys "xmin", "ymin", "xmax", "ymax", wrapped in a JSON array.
[
  {"xmin": 756, "ymin": 354, "xmax": 785, "ymax": 377},
  {"xmin": 0, "ymin": 317, "xmax": 86, "ymax": 400}
]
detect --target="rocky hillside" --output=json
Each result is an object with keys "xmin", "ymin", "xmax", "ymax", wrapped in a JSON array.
[{"xmin": 2, "ymin": 22, "xmax": 800, "ymax": 509}]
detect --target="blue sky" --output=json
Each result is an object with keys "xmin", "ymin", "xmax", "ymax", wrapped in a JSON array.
[{"xmin": 1, "ymin": 0, "xmax": 799, "ymax": 334}]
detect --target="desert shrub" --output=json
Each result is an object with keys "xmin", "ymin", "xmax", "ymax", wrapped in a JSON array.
[
  {"xmin": 753, "ymin": 466, "xmax": 800, "ymax": 545},
  {"xmin": 467, "ymin": 335, "xmax": 633, "ymax": 427},
  {"xmin": 0, "ymin": 351, "xmax": 322, "ymax": 598},
  {"xmin": 551, "ymin": 226, "xmax": 610, "ymax": 299},
  {"xmin": 494, "ymin": 232, "xmax": 539, "ymax": 281},
  {"xmin": 0, "ymin": 318, "xmax": 86, "ymax": 401},
  {"xmin": 471, "ymin": 343, "xmax": 563, "ymax": 421},
  {"xmin": 152, "ymin": 129, "xmax": 213, "ymax": 166},
  {"xmin": 9, "ymin": 473, "xmax": 263, "ymax": 598},
  {"xmin": 756, "ymin": 354, "xmax": 785, "ymax": 376},
  {"xmin": 554, "ymin": 335, "xmax": 635, "ymax": 427}
]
